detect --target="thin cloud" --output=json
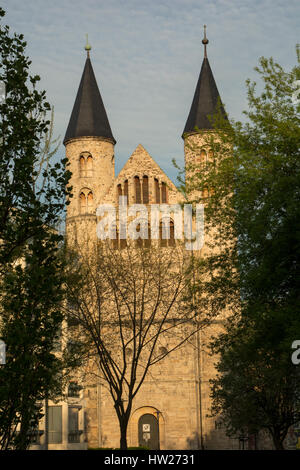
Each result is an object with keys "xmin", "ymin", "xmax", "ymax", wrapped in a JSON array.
[{"xmin": 1, "ymin": 0, "xmax": 299, "ymax": 180}]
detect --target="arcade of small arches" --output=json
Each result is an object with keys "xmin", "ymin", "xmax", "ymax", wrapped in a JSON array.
[
  {"xmin": 77, "ymin": 151, "xmax": 174, "ymax": 247},
  {"xmin": 79, "ymin": 177, "xmax": 169, "ymax": 216},
  {"xmin": 108, "ymin": 217, "xmax": 175, "ymax": 250},
  {"xmin": 117, "ymin": 176, "xmax": 168, "ymax": 205}
]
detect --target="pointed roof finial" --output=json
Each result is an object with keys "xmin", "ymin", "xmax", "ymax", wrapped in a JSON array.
[
  {"xmin": 64, "ymin": 51, "xmax": 116, "ymax": 145},
  {"xmin": 182, "ymin": 25, "xmax": 228, "ymax": 137},
  {"xmin": 202, "ymin": 25, "xmax": 209, "ymax": 59},
  {"xmin": 85, "ymin": 34, "xmax": 92, "ymax": 58}
]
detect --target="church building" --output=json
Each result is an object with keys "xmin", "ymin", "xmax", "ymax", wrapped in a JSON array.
[{"xmin": 31, "ymin": 29, "xmax": 240, "ymax": 451}]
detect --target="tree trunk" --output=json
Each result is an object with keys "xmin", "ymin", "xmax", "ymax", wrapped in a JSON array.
[
  {"xmin": 16, "ymin": 415, "xmax": 30, "ymax": 450},
  {"xmin": 272, "ymin": 432, "xmax": 285, "ymax": 450},
  {"xmin": 119, "ymin": 416, "xmax": 129, "ymax": 450}
]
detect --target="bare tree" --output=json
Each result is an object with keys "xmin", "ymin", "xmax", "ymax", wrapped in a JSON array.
[{"xmin": 64, "ymin": 240, "xmax": 209, "ymax": 449}]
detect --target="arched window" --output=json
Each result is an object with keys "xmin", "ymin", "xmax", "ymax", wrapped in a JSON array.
[
  {"xmin": 200, "ymin": 149, "xmax": 208, "ymax": 169},
  {"xmin": 135, "ymin": 224, "xmax": 143, "ymax": 248},
  {"xmin": 154, "ymin": 178, "xmax": 160, "ymax": 203},
  {"xmin": 169, "ymin": 220, "xmax": 175, "ymax": 246},
  {"xmin": 159, "ymin": 220, "xmax": 168, "ymax": 247},
  {"xmin": 135, "ymin": 176, "xmax": 141, "ymax": 203},
  {"xmin": 200, "ymin": 149, "xmax": 207, "ymax": 162},
  {"xmin": 202, "ymin": 186, "xmax": 209, "ymax": 199},
  {"xmin": 87, "ymin": 191, "xmax": 93, "ymax": 210},
  {"xmin": 86, "ymin": 155, "xmax": 93, "ymax": 176},
  {"xmin": 135, "ymin": 221, "xmax": 150, "ymax": 248},
  {"xmin": 117, "ymin": 184, "xmax": 122, "ymax": 201},
  {"xmin": 79, "ymin": 156, "xmax": 85, "ymax": 175},
  {"xmin": 112, "ymin": 228, "xmax": 119, "ymax": 250},
  {"xmin": 80, "ymin": 192, "xmax": 86, "ymax": 213},
  {"xmin": 120, "ymin": 237, "xmax": 127, "ymax": 250},
  {"xmin": 159, "ymin": 219, "xmax": 174, "ymax": 247},
  {"xmin": 144, "ymin": 224, "xmax": 151, "ymax": 248},
  {"xmin": 142, "ymin": 176, "xmax": 149, "ymax": 204},
  {"xmin": 124, "ymin": 180, "xmax": 129, "ymax": 204},
  {"xmin": 79, "ymin": 153, "xmax": 93, "ymax": 177},
  {"xmin": 107, "ymin": 222, "xmax": 118, "ymax": 249},
  {"xmin": 161, "ymin": 182, "xmax": 167, "ymax": 203},
  {"xmin": 79, "ymin": 189, "xmax": 93, "ymax": 214}
]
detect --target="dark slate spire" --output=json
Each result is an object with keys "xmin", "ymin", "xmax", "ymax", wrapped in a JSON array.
[
  {"xmin": 64, "ymin": 40, "xmax": 116, "ymax": 145},
  {"xmin": 182, "ymin": 26, "xmax": 227, "ymax": 138}
]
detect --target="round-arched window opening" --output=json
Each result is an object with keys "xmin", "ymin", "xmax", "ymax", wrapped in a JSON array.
[
  {"xmin": 79, "ymin": 188, "xmax": 93, "ymax": 214},
  {"xmin": 79, "ymin": 153, "xmax": 93, "ymax": 177}
]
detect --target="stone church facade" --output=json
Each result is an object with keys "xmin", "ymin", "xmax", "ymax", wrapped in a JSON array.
[{"xmin": 31, "ymin": 35, "xmax": 241, "ymax": 450}]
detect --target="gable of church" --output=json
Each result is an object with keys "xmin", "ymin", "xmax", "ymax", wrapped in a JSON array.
[{"xmin": 101, "ymin": 143, "xmax": 181, "ymax": 206}]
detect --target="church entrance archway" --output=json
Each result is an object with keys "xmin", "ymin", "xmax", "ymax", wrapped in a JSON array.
[{"xmin": 138, "ymin": 413, "xmax": 159, "ymax": 449}]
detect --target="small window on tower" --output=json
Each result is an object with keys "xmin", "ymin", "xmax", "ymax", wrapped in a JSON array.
[
  {"xmin": 200, "ymin": 149, "xmax": 207, "ymax": 165},
  {"xmin": 202, "ymin": 186, "xmax": 209, "ymax": 199},
  {"xmin": 79, "ymin": 153, "xmax": 93, "ymax": 177},
  {"xmin": 87, "ymin": 191, "xmax": 93, "ymax": 211},
  {"xmin": 80, "ymin": 192, "xmax": 86, "ymax": 212},
  {"xmin": 86, "ymin": 155, "xmax": 93, "ymax": 176},
  {"xmin": 79, "ymin": 188, "xmax": 93, "ymax": 214},
  {"xmin": 79, "ymin": 156, "xmax": 85, "ymax": 172}
]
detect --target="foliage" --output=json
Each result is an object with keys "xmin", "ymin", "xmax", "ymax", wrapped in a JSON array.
[{"xmin": 0, "ymin": 8, "xmax": 72, "ymax": 449}]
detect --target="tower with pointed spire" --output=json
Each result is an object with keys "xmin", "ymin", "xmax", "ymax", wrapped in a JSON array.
[
  {"xmin": 183, "ymin": 26, "xmax": 227, "ymax": 187},
  {"xmin": 64, "ymin": 39, "xmax": 116, "ymax": 244}
]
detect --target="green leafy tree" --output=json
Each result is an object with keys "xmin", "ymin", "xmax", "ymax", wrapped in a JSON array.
[
  {"xmin": 211, "ymin": 309, "xmax": 300, "ymax": 450},
  {"xmin": 0, "ymin": 8, "xmax": 72, "ymax": 449}
]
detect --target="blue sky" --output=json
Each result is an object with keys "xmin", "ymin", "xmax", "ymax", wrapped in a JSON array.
[{"xmin": 1, "ymin": 0, "xmax": 299, "ymax": 181}]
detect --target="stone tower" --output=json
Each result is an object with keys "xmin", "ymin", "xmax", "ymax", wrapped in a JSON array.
[
  {"xmin": 64, "ymin": 44, "xmax": 116, "ymax": 246},
  {"xmin": 181, "ymin": 28, "xmax": 233, "ymax": 449},
  {"xmin": 182, "ymin": 25, "xmax": 227, "ymax": 188}
]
